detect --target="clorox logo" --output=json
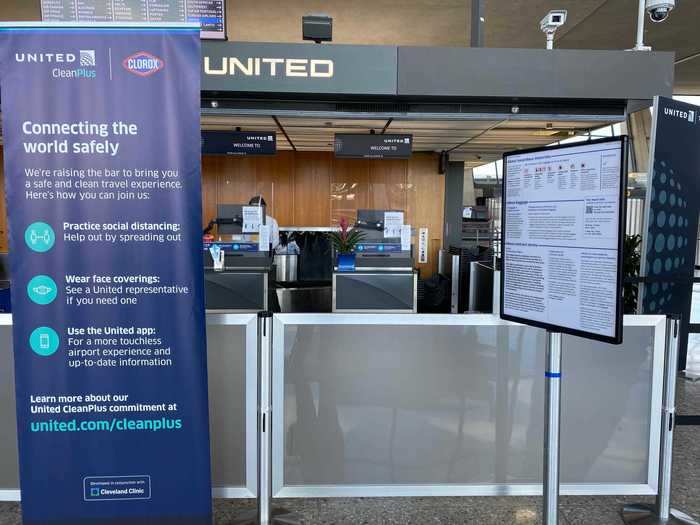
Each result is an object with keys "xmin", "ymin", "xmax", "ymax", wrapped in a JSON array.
[{"xmin": 122, "ymin": 52, "xmax": 164, "ymax": 77}]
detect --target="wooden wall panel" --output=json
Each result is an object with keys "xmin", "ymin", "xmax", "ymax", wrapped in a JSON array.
[
  {"xmin": 407, "ymin": 153, "xmax": 444, "ymax": 277},
  {"xmin": 293, "ymin": 152, "xmax": 331, "ymax": 226},
  {"xmin": 255, "ymin": 151, "xmax": 294, "ymax": 226},
  {"xmin": 218, "ymin": 156, "xmax": 257, "ymax": 205},
  {"xmin": 331, "ymin": 157, "xmax": 369, "ymax": 225},
  {"xmin": 369, "ymin": 159, "xmax": 407, "ymax": 212},
  {"xmin": 201, "ymin": 155, "xmax": 220, "ymax": 228},
  {"xmin": 199, "ymin": 151, "xmax": 445, "ymax": 276}
]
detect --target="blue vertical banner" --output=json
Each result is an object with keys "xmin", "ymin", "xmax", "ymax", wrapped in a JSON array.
[
  {"xmin": 640, "ymin": 96, "xmax": 700, "ymax": 370},
  {"xmin": 0, "ymin": 23, "xmax": 212, "ymax": 524}
]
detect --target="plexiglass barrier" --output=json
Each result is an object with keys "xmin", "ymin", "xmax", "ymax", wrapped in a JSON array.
[
  {"xmin": 0, "ymin": 313, "xmax": 258, "ymax": 500},
  {"xmin": 0, "ymin": 313, "xmax": 667, "ymax": 502},
  {"xmin": 271, "ymin": 314, "xmax": 666, "ymax": 498}
]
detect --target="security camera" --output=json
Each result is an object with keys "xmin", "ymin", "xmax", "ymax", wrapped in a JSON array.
[
  {"xmin": 540, "ymin": 10, "xmax": 568, "ymax": 32},
  {"xmin": 646, "ymin": 0, "xmax": 675, "ymax": 22},
  {"xmin": 540, "ymin": 10, "xmax": 567, "ymax": 49}
]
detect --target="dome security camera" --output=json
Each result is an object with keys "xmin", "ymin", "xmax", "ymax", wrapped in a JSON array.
[{"xmin": 646, "ymin": 0, "xmax": 675, "ymax": 22}]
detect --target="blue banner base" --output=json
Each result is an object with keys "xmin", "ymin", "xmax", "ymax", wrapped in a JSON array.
[{"xmin": 25, "ymin": 515, "xmax": 212, "ymax": 525}]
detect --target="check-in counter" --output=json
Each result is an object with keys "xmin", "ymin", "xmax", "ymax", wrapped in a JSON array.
[
  {"xmin": 333, "ymin": 242, "xmax": 417, "ymax": 313},
  {"xmin": 203, "ymin": 242, "xmax": 271, "ymax": 312}
]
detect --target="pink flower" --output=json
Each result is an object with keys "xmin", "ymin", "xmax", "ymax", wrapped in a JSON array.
[{"xmin": 339, "ymin": 216, "xmax": 349, "ymax": 241}]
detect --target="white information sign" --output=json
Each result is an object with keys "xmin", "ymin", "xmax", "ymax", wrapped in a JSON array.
[
  {"xmin": 400, "ymin": 224, "xmax": 412, "ymax": 251},
  {"xmin": 418, "ymin": 228, "xmax": 429, "ymax": 264},
  {"xmin": 242, "ymin": 206, "xmax": 262, "ymax": 233},
  {"xmin": 383, "ymin": 211, "xmax": 404, "ymax": 238},
  {"xmin": 258, "ymin": 224, "xmax": 270, "ymax": 252},
  {"xmin": 500, "ymin": 138, "xmax": 626, "ymax": 343}
]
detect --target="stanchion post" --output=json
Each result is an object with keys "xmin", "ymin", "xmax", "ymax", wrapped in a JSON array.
[
  {"xmin": 621, "ymin": 315, "xmax": 699, "ymax": 525},
  {"xmin": 543, "ymin": 331, "xmax": 563, "ymax": 525},
  {"xmin": 258, "ymin": 312, "xmax": 273, "ymax": 525}
]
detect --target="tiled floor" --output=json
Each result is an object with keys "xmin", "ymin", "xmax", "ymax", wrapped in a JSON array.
[{"xmin": 1, "ymin": 380, "xmax": 698, "ymax": 524}]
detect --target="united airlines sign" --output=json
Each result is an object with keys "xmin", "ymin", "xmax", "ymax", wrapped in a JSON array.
[
  {"xmin": 204, "ymin": 56, "xmax": 334, "ymax": 78},
  {"xmin": 201, "ymin": 41, "xmax": 396, "ymax": 95}
]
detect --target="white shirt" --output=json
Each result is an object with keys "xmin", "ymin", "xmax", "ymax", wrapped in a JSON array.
[{"xmin": 267, "ymin": 216, "xmax": 280, "ymax": 251}]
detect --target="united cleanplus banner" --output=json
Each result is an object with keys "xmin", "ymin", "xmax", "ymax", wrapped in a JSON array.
[
  {"xmin": 639, "ymin": 96, "xmax": 700, "ymax": 370},
  {"xmin": 0, "ymin": 24, "xmax": 212, "ymax": 524}
]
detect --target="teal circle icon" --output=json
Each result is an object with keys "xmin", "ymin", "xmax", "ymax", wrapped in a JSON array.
[
  {"xmin": 29, "ymin": 326, "xmax": 59, "ymax": 357},
  {"xmin": 24, "ymin": 222, "xmax": 55, "ymax": 253},
  {"xmin": 27, "ymin": 275, "xmax": 58, "ymax": 305}
]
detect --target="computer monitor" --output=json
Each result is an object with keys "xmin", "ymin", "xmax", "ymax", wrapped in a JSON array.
[
  {"xmin": 355, "ymin": 209, "xmax": 403, "ymax": 241},
  {"xmin": 217, "ymin": 204, "xmax": 266, "ymax": 235}
]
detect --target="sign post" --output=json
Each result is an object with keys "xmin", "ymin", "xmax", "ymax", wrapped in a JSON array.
[
  {"xmin": 500, "ymin": 137, "xmax": 628, "ymax": 524},
  {"xmin": 543, "ymin": 331, "xmax": 562, "ymax": 524}
]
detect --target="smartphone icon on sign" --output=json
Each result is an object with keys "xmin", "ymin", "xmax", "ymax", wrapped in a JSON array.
[{"xmin": 40, "ymin": 333, "xmax": 50, "ymax": 350}]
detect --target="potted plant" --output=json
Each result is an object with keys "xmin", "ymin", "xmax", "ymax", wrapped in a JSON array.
[
  {"xmin": 623, "ymin": 234, "xmax": 642, "ymax": 313},
  {"xmin": 328, "ymin": 216, "xmax": 365, "ymax": 271}
]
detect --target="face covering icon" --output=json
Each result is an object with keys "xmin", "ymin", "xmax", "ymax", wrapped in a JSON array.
[{"xmin": 32, "ymin": 284, "xmax": 53, "ymax": 296}]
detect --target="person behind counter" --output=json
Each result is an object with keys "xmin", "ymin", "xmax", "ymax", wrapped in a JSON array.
[{"xmin": 248, "ymin": 195, "xmax": 280, "ymax": 251}]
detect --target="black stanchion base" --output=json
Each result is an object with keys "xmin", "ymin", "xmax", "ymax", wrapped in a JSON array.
[{"xmin": 622, "ymin": 503, "xmax": 699, "ymax": 524}]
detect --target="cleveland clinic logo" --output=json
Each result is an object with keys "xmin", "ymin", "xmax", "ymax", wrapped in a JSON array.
[{"xmin": 122, "ymin": 51, "xmax": 164, "ymax": 77}]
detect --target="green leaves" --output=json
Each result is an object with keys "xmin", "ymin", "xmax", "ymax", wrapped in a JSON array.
[
  {"xmin": 623, "ymin": 234, "xmax": 642, "ymax": 314},
  {"xmin": 328, "ymin": 228, "xmax": 365, "ymax": 255}
]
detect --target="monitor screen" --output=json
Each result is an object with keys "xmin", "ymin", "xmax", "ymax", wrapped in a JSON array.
[
  {"xmin": 356, "ymin": 209, "xmax": 404, "ymax": 241},
  {"xmin": 41, "ymin": 0, "xmax": 227, "ymax": 40},
  {"xmin": 217, "ymin": 204, "xmax": 266, "ymax": 235}
]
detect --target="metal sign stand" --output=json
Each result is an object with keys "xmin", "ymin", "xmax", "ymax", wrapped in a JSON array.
[
  {"xmin": 622, "ymin": 316, "xmax": 699, "ymax": 525},
  {"xmin": 543, "ymin": 331, "xmax": 563, "ymax": 524},
  {"xmin": 257, "ymin": 312, "xmax": 302, "ymax": 525}
]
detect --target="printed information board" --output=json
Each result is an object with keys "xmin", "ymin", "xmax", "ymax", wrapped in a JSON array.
[
  {"xmin": 0, "ymin": 24, "xmax": 212, "ymax": 524},
  {"xmin": 500, "ymin": 137, "xmax": 627, "ymax": 343}
]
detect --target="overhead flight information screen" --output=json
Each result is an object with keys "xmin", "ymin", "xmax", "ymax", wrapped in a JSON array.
[
  {"xmin": 500, "ymin": 137, "xmax": 628, "ymax": 344},
  {"xmin": 41, "ymin": 0, "xmax": 227, "ymax": 40}
]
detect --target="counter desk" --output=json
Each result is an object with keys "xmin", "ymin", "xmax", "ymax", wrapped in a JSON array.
[{"xmin": 0, "ymin": 313, "xmax": 666, "ymax": 500}]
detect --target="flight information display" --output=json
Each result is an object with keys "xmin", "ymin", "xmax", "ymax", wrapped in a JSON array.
[
  {"xmin": 41, "ymin": 0, "xmax": 226, "ymax": 39},
  {"xmin": 500, "ymin": 137, "xmax": 627, "ymax": 344}
]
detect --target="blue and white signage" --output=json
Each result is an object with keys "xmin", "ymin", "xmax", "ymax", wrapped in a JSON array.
[{"xmin": 0, "ymin": 23, "xmax": 212, "ymax": 524}]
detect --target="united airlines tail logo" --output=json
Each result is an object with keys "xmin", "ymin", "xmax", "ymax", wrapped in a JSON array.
[
  {"xmin": 80, "ymin": 50, "xmax": 96, "ymax": 67},
  {"xmin": 122, "ymin": 52, "xmax": 164, "ymax": 77}
]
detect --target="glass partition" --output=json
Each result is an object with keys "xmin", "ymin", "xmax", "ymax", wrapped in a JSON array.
[{"xmin": 272, "ymin": 314, "xmax": 665, "ymax": 497}]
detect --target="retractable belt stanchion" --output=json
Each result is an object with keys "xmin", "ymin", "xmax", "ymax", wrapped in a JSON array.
[
  {"xmin": 543, "ymin": 331, "xmax": 563, "ymax": 525},
  {"xmin": 257, "ymin": 312, "xmax": 302, "ymax": 525},
  {"xmin": 622, "ymin": 315, "xmax": 699, "ymax": 525},
  {"xmin": 258, "ymin": 311, "xmax": 273, "ymax": 525}
]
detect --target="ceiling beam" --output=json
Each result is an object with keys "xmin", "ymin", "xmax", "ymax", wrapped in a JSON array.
[
  {"xmin": 380, "ymin": 118, "xmax": 393, "ymax": 134},
  {"xmin": 446, "ymin": 120, "xmax": 507, "ymax": 153},
  {"xmin": 272, "ymin": 116, "xmax": 296, "ymax": 152}
]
